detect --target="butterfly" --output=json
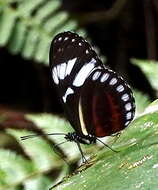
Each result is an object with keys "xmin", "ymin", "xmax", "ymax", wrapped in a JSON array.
[{"xmin": 22, "ymin": 31, "xmax": 135, "ymax": 163}]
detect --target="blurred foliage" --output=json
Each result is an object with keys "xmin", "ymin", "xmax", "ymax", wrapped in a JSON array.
[
  {"xmin": 0, "ymin": 114, "xmax": 73, "ymax": 190},
  {"xmin": 133, "ymin": 90, "xmax": 150, "ymax": 116},
  {"xmin": 0, "ymin": 0, "xmax": 86, "ymax": 64},
  {"xmin": 132, "ymin": 59, "xmax": 158, "ymax": 96}
]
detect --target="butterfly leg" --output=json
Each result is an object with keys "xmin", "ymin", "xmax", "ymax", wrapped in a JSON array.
[{"xmin": 76, "ymin": 141, "xmax": 88, "ymax": 163}]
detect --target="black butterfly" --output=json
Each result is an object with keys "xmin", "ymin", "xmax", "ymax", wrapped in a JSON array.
[{"xmin": 22, "ymin": 31, "xmax": 135, "ymax": 162}]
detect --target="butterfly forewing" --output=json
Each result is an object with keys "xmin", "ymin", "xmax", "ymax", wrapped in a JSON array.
[
  {"xmin": 49, "ymin": 32, "xmax": 102, "ymax": 87},
  {"xmin": 49, "ymin": 31, "xmax": 104, "ymax": 135}
]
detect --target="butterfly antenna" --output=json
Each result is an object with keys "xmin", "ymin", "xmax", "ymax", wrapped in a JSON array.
[
  {"xmin": 53, "ymin": 140, "xmax": 70, "ymax": 165},
  {"xmin": 21, "ymin": 133, "xmax": 70, "ymax": 164},
  {"xmin": 96, "ymin": 138, "xmax": 119, "ymax": 153},
  {"xmin": 21, "ymin": 133, "xmax": 66, "ymax": 140}
]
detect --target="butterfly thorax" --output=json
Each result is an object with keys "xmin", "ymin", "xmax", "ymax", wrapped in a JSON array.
[{"xmin": 65, "ymin": 132, "xmax": 96, "ymax": 144}]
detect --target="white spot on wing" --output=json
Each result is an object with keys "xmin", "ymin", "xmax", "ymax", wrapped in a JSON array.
[
  {"xmin": 62, "ymin": 88, "xmax": 74, "ymax": 103},
  {"xmin": 59, "ymin": 63, "xmax": 66, "ymax": 80},
  {"xmin": 66, "ymin": 58, "xmax": 77, "ymax": 76},
  {"xmin": 125, "ymin": 103, "xmax": 132, "ymax": 111},
  {"xmin": 53, "ymin": 58, "xmax": 77, "ymax": 82},
  {"xmin": 86, "ymin": 50, "xmax": 89, "ymax": 54},
  {"xmin": 72, "ymin": 39, "xmax": 75, "ymax": 42},
  {"xmin": 52, "ymin": 66, "xmax": 58, "ymax": 77},
  {"xmin": 56, "ymin": 64, "xmax": 60, "ymax": 76},
  {"xmin": 116, "ymin": 85, "xmax": 124, "ymax": 92},
  {"xmin": 121, "ymin": 94, "xmax": 129, "ymax": 101},
  {"xmin": 73, "ymin": 58, "xmax": 96, "ymax": 87},
  {"xmin": 52, "ymin": 67, "xmax": 59, "ymax": 84},
  {"xmin": 79, "ymin": 42, "xmax": 82, "ymax": 46},
  {"xmin": 126, "ymin": 112, "xmax": 132, "ymax": 120},
  {"xmin": 125, "ymin": 121, "xmax": 130, "ymax": 126},
  {"xmin": 109, "ymin": 78, "xmax": 117, "ymax": 85},
  {"xmin": 58, "ymin": 37, "xmax": 62, "ymax": 41},
  {"xmin": 92, "ymin": 71, "xmax": 101, "ymax": 80},
  {"xmin": 64, "ymin": 37, "xmax": 68, "ymax": 40},
  {"xmin": 100, "ymin": 73, "xmax": 110, "ymax": 82}
]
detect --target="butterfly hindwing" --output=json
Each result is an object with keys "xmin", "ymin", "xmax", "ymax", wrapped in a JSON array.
[{"xmin": 78, "ymin": 69, "xmax": 135, "ymax": 137}]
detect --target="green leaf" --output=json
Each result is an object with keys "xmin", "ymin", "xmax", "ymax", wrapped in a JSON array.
[
  {"xmin": 18, "ymin": 0, "xmax": 46, "ymax": 17},
  {"xmin": 43, "ymin": 12, "xmax": 68, "ymax": 33},
  {"xmin": 0, "ymin": 149, "xmax": 34, "ymax": 189},
  {"xmin": 25, "ymin": 114, "xmax": 81, "ymax": 160},
  {"xmin": 132, "ymin": 59, "xmax": 158, "ymax": 94},
  {"xmin": 7, "ymin": 129, "xmax": 64, "ymax": 170},
  {"xmin": 0, "ymin": 113, "xmax": 76, "ymax": 189},
  {"xmin": 51, "ymin": 99, "xmax": 158, "ymax": 190},
  {"xmin": 133, "ymin": 89, "xmax": 151, "ymax": 115},
  {"xmin": 34, "ymin": 1, "xmax": 60, "ymax": 24},
  {"xmin": 26, "ymin": 113, "xmax": 73, "ymax": 133},
  {"xmin": 0, "ymin": 148, "xmax": 68, "ymax": 190},
  {"xmin": 8, "ymin": 20, "xmax": 27, "ymax": 54},
  {"xmin": 0, "ymin": 7, "xmax": 18, "ymax": 45},
  {"xmin": 6, "ymin": 113, "xmax": 81, "ymax": 162},
  {"xmin": 24, "ymin": 175, "xmax": 52, "ymax": 190}
]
